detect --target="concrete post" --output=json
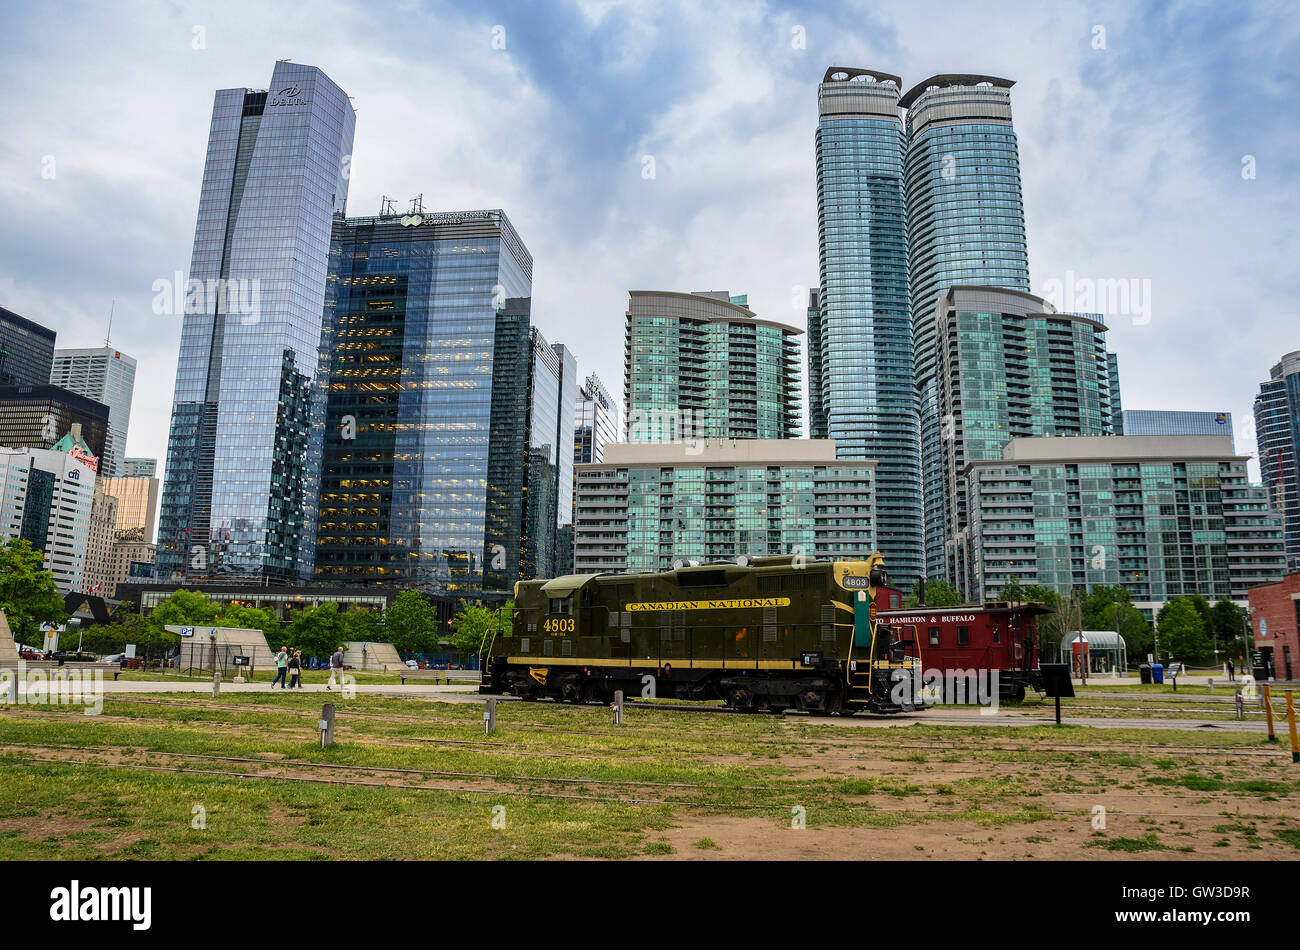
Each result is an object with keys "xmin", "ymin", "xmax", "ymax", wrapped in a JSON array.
[{"xmin": 320, "ymin": 703, "xmax": 336, "ymax": 748}]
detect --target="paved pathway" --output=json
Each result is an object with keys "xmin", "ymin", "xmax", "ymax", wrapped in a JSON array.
[{"xmin": 69, "ymin": 679, "xmax": 1271, "ymax": 734}]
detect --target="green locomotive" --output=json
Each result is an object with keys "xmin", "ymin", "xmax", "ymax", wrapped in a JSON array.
[{"xmin": 479, "ymin": 553, "xmax": 926, "ymax": 715}]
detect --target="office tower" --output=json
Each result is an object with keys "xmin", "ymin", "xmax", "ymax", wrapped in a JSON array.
[
  {"xmin": 0, "ymin": 431, "xmax": 99, "ymax": 593},
  {"xmin": 315, "ymin": 210, "xmax": 571, "ymax": 594},
  {"xmin": 83, "ymin": 488, "xmax": 120, "ymax": 595},
  {"xmin": 0, "ymin": 385, "xmax": 109, "ymax": 461},
  {"xmin": 623, "ymin": 290, "xmax": 801, "ymax": 442},
  {"xmin": 0, "ymin": 307, "xmax": 56, "ymax": 387},
  {"xmin": 575, "ymin": 373, "xmax": 620, "ymax": 466},
  {"xmin": 1255, "ymin": 350, "xmax": 1300, "ymax": 570},
  {"xmin": 157, "ymin": 62, "xmax": 356, "ymax": 583},
  {"xmin": 934, "ymin": 288, "xmax": 1120, "ymax": 590},
  {"xmin": 574, "ymin": 440, "xmax": 876, "ymax": 573},
  {"xmin": 123, "ymin": 458, "xmax": 157, "ymax": 478},
  {"xmin": 900, "ymin": 75, "xmax": 1030, "ymax": 583},
  {"xmin": 481, "ymin": 301, "xmax": 576, "ymax": 588},
  {"xmin": 815, "ymin": 68, "xmax": 922, "ymax": 589},
  {"xmin": 100, "ymin": 475, "xmax": 160, "ymax": 543},
  {"xmin": 50, "ymin": 346, "xmax": 137, "ymax": 476},
  {"xmin": 963, "ymin": 436, "xmax": 1286, "ymax": 611},
  {"xmin": 1122, "ymin": 409, "xmax": 1234, "ymax": 447},
  {"xmin": 564, "ymin": 374, "xmax": 620, "ymax": 576}
]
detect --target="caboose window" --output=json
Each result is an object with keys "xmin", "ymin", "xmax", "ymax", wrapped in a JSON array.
[
  {"xmin": 889, "ymin": 593, "xmax": 901, "ymax": 608},
  {"xmin": 929, "ymin": 627, "xmax": 940, "ymax": 647},
  {"xmin": 957, "ymin": 626, "xmax": 970, "ymax": 646},
  {"xmin": 992, "ymin": 628, "xmax": 1001, "ymax": 643}
]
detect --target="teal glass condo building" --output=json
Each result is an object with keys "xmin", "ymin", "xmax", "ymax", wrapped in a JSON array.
[
  {"xmin": 935, "ymin": 287, "xmax": 1120, "ymax": 590},
  {"xmin": 963, "ymin": 436, "xmax": 1286, "ymax": 610},
  {"xmin": 573, "ymin": 440, "xmax": 876, "ymax": 574},
  {"xmin": 623, "ymin": 290, "xmax": 800, "ymax": 443}
]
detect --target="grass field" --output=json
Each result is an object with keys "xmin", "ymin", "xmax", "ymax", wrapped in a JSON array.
[{"xmin": 1, "ymin": 690, "xmax": 1298, "ymax": 860}]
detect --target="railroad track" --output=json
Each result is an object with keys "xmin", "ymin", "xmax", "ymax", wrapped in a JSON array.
[{"xmin": 1, "ymin": 698, "xmax": 1284, "ymax": 761}]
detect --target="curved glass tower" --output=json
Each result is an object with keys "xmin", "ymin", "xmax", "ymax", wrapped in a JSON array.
[
  {"xmin": 157, "ymin": 62, "xmax": 356, "ymax": 582},
  {"xmin": 901, "ymin": 74, "xmax": 1030, "ymax": 582},
  {"xmin": 814, "ymin": 68, "xmax": 922, "ymax": 589}
]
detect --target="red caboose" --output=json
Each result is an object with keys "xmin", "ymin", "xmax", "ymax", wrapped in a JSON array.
[{"xmin": 875, "ymin": 593, "xmax": 1053, "ymax": 702}]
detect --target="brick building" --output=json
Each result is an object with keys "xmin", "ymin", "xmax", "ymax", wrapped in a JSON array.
[{"xmin": 1247, "ymin": 572, "xmax": 1300, "ymax": 680}]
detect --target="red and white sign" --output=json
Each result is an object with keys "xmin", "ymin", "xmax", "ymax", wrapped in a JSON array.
[{"xmin": 69, "ymin": 444, "xmax": 99, "ymax": 473}]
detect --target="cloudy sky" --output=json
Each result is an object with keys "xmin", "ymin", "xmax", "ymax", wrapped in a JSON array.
[{"xmin": 1, "ymin": 0, "xmax": 1296, "ymax": 482}]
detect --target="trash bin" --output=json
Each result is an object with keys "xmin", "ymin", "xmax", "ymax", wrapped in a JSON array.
[
  {"xmin": 1139, "ymin": 663, "xmax": 1152, "ymax": 684},
  {"xmin": 1152, "ymin": 663, "xmax": 1164, "ymax": 684}
]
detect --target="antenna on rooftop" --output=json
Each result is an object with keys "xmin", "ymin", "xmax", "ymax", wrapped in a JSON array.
[
  {"xmin": 380, "ymin": 196, "xmax": 396, "ymax": 216},
  {"xmin": 105, "ymin": 300, "xmax": 115, "ymax": 346},
  {"xmin": 409, "ymin": 194, "xmax": 424, "ymax": 215}
]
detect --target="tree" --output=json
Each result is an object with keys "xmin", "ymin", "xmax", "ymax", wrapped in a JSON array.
[
  {"xmin": 999, "ymin": 581, "xmax": 1070, "ymax": 660},
  {"xmin": 0, "ymin": 538, "xmax": 67, "ymax": 646},
  {"xmin": 147, "ymin": 589, "xmax": 219, "ymax": 636},
  {"xmin": 383, "ymin": 590, "xmax": 438, "ymax": 654},
  {"xmin": 1209, "ymin": 598, "xmax": 1247, "ymax": 661},
  {"xmin": 1080, "ymin": 584, "xmax": 1153, "ymax": 657},
  {"xmin": 284, "ymin": 603, "xmax": 345, "ymax": 661},
  {"xmin": 448, "ymin": 601, "xmax": 513, "ymax": 660},
  {"xmin": 1156, "ymin": 598, "xmax": 1213, "ymax": 665},
  {"xmin": 341, "ymin": 607, "xmax": 381, "ymax": 644},
  {"xmin": 217, "ymin": 604, "xmax": 281, "ymax": 643},
  {"xmin": 903, "ymin": 579, "xmax": 964, "ymax": 608}
]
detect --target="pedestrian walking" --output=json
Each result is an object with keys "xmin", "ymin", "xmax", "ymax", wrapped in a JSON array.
[
  {"xmin": 1227, "ymin": 658, "xmax": 1235, "ymax": 682},
  {"xmin": 326, "ymin": 645, "xmax": 345, "ymax": 690},
  {"xmin": 288, "ymin": 650, "xmax": 303, "ymax": 689},
  {"xmin": 270, "ymin": 645, "xmax": 289, "ymax": 689}
]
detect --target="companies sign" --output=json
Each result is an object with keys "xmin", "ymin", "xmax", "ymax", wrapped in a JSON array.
[{"xmin": 399, "ymin": 210, "xmax": 495, "ymax": 228}]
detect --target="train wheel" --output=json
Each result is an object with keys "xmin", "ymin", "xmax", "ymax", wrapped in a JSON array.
[
  {"xmin": 726, "ymin": 687, "xmax": 754, "ymax": 711},
  {"xmin": 560, "ymin": 680, "xmax": 582, "ymax": 704}
]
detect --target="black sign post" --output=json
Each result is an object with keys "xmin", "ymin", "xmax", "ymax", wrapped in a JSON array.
[{"xmin": 1039, "ymin": 663, "xmax": 1075, "ymax": 726}]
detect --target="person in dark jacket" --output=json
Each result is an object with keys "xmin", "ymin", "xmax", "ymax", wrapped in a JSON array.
[
  {"xmin": 326, "ymin": 646, "xmax": 345, "ymax": 690},
  {"xmin": 288, "ymin": 650, "xmax": 303, "ymax": 689}
]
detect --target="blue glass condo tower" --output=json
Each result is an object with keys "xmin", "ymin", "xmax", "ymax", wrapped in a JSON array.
[
  {"xmin": 813, "ymin": 68, "xmax": 923, "ymax": 590},
  {"xmin": 156, "ymin": 62, "xmax": 356, "ymax": 582}
]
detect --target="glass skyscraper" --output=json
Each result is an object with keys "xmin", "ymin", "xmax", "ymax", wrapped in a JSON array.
[
  {"xmin": 1255, "ymin": 351, "xmax": 1300, "ymax": 570},
  {"xmin": 0, "ymin": 306, "xmax": 56, "ymax": 387},
  {"xmin": 314, "ymin": 210, "xmax": 558, "ymax": 594},
  {"xmin": 900, "ymin": 75, "xmax": 1030, "ymax": 583},
  {"xmin": 157, "ymin": 62, "xmax": 356, "ymax": 582},
  {"xmin": 624, "ymin": 290, "xmax": 800, "ymax": 442},
  {"xmin": 50, "ymin": 346, "xmax": 137, "ymax": 476},
  {"xmin": 813, "ymin": 68, "xmax": 922, "ymax": 589},
  {"xmin": 1122, "ymin": 409, "xmax": 1233, "ymax": 446}
]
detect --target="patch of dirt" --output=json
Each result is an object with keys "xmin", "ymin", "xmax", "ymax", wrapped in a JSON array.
[{"xmin": 0, "ymin": 814, "xmax": 99, "ymax": 840}]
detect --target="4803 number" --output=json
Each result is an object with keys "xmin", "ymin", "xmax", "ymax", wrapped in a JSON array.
[{"xmin": 543, "ymin": 617, "xmax": 575, "ymax": 634}]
